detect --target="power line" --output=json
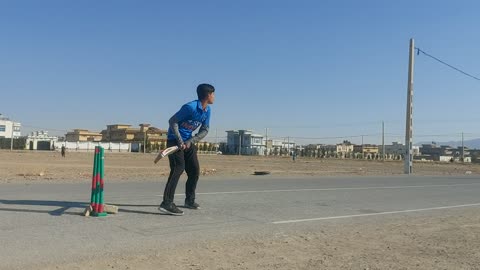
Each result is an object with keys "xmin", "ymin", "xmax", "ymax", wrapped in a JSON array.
[
  {"xmin": 268, "ymin": 133, "xmax": 380, "ymax": 140},
  {"xmin": 416, "ymin": 47, "xmax": 480, "ymax": 81}
]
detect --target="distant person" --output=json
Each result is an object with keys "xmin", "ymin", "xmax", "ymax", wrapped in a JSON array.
[
  {"xmin": 61, "ymin": 146, "xmax": 66, "ymax": 158},
  {"xmin": 158, "ymin": 83, "xmax": 215, "ymax": 216},
  {"xmin": 292, "ymin": 150, "xmax": 297, "ymax": 162}
]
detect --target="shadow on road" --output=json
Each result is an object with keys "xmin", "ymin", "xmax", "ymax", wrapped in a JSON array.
[
  {"xmin": 0, "ymin": 199, "xmax": 86, "ymax": 216},
  {"xmin": 0, "ymin": 199, "xmax": 163, "ymax": 216}
]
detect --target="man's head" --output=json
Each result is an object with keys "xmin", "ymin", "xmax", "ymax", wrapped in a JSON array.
[{"xmin": 197, "ymin": 83, "xmax": 215, "ymax": 104}]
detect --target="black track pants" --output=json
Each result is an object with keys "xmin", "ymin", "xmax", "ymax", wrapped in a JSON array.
[{"xmin": 162, "ymin": 140, "xmax": 200, "ymax": 204}]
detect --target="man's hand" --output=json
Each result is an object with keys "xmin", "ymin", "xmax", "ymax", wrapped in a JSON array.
[{"xmin": 180, "ymin": 142, "xmax": 191, "ymax": 150}]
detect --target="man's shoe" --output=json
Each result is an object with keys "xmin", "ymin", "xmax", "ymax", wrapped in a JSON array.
[
  {"xmin": 184, "ymin": 200, "xmax": 200, "ymax": 210},
  {"xmin": 159, "ymin": 202, "xmax": 184, "ymax": 216}
]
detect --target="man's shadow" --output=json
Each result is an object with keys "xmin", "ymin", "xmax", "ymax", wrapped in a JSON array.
[
  {"xmin": 0, "ymin": 199, "xmax": 87, "ymax": 216},
  {"xmin": 0, "ymin": 200, "xmax": 163, "ymax": 216}
]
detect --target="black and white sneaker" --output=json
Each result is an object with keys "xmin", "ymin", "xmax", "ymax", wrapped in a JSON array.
[
  {"xmin": 159, "ymin": 202, "xmax": 184, "ymax": 216},
  {"xmin": 184, "ymin": 200, "xmax": 200, "ymax": 210}
]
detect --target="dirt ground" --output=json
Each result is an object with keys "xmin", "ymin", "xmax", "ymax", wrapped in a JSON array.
[
  {"xmin": 2, "ymin": 150, "xmax": 480, "ymax": 269},
  {"xmin": 0, "ymin": 150, "xmax": 478, "ymax": 183}
]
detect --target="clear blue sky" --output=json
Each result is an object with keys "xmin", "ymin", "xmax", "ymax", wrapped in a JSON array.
[{"xmin": 1, "ymin": 0, "xmax": 479, "ymax": 145}]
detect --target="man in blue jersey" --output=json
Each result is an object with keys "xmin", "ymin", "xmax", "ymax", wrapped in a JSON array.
[{"xmin": 159, "ymin": 83, "xmax": 215, "ymax": 216}]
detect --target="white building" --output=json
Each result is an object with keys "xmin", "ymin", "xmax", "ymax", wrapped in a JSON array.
[
  {"xmin": 60, "ymin": 141, "xmax": 131, "ymax": 152},
  {"xmin": 281, "ymin": 141, "xmax": 295, "ymax": 152},
  {"xmin": 226, "ymin": 130, "xmax": 266, "ymax": 155},
  {"xmin": 336, "ymin": 141, "xmax": 354, "ymax": 154},
  {"xmin": 379, "ymin": 142, "xmax": 420, "ymax": 157},
  {"xmin": 26, "ymin": 131, "xmax": 58, "ymax": 150},
  {"xmin": 268, "ymin": 139, "xmax": 296, "ymax": 155},
  {"xmin": 0, "ymin": 114, "xmax": 21, "ymax": 138}
]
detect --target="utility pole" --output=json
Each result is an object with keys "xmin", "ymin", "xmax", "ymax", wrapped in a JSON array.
[
  {"xmin": 10, "ymin": 121, "xmax": 14, "ymax": 151},
  {"xmin": 287, "ymin": 136, "xmax": 290, "ymax": 154},
  {"xmin": 361, "ymin": 135, "xmax": 364, "ymax": 159},
  {"xmin": 238, "ymin": 131, "xmax": 242, "ymax": 155},
  {"xmin": 404, "ymin": 38, "xmax": 415, "ymax": 174},
  {"xmin": 382, "ymin": 121, "xmax": 385, "ymax": 161},
  {"xmin": 462, "ymin": 132, "xmax": 464, "ymax": 163},
  {"xmin": 265, "ymin": 128, "xmax": 268, "ymax": 155},
  {"xmin": 143, "ymin": 130, "xmax": 146, "ymax": 154},
  {"xmin": 215, "ymin": 128, "xmax": 218, "ymax": 152}
]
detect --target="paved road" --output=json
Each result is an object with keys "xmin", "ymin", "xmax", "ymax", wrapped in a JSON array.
[{"xmin": 1, "ymin": 175, "xmax": 480, "ymax": 269}]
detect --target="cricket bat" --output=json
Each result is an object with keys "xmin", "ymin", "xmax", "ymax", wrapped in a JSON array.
[{"xmin": 154, "ymin": 146, "xmax": 179, "ymax": 164}]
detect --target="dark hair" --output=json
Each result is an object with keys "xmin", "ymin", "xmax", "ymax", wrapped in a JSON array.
[{"xmin": 197, "ymin": 83, "xmax": 215, "ymax": 100}]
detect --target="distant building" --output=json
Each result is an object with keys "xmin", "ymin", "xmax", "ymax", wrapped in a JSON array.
[
  {"xmin": 378, "ymin": 142, "xmax": 420, "ymax": 157},
  {"xmin": 470, "ymin": 149, "xmax": 480, "ymax": 163},
  {"xmin": 452, "ymin": 146, "xmax": 471, "ymax": 161},
  {"xmin": 226, "ymin": 130, "xmax": 265, "ymax": 155},
  {"xmin": 101, "ymin": 124, "xmax": 138, "ymax": 142},
  {"xmin": 26, "ymin": 131, "xmax": 58, "ymax": 150},
  {"xmin": 265, "ymin": 139, "xmax": 291, "ymax": 155},
  {"xmin": 419, "ymin": 143, "xmax": 453, "ymax": 161},
  {"xmin": 353, "ymin": 144, "xmax": 379, "ymax": 155},
  {"xmin": 101, "ymin": 124, "xmax": 167, "ymax": 143},
  {"xmin": 141, "ymin": 124, "xmax": 168, "ymax": 145},
  {"xmin": 0, "ymin": 114, "xmax": 21, "ymax": 139},
  {"xmin": 66, "ymin": 124, "xmax": 167, "ymax": 153},
  {"xmin": 380, "ymin": 142, "xmax": 405, "ymax": 156},
  {"xmin": 336, "ymin": 140, "xmax": 354, "ymax": 154},
  {"xmin": 446, "ymin": 146, "xmax": 472, "ymax": 163},
  {"xmin": 66, "ymin": 129, "xmax": 102, "ymax": 142}
]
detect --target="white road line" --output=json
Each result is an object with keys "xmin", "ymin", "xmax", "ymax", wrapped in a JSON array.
[
  {"xmin": 273, "ymin": 203, "xmax": 480, "ymax": 224},
  {"xmin": 154, "ymin": 182, "xmax": 480, "ymax": 197}
]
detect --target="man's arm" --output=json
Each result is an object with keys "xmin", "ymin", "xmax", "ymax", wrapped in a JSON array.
[
  {"xmin": 169, "ymin": 104, "xmax": 194, "ymax": 148},
  {"xmin": 185, "ymin": 125, "xmax": 209, "ymax": 146},
  {"xmin": 169, "ymin": 115, "xmax": 184, "ymax": 146}
]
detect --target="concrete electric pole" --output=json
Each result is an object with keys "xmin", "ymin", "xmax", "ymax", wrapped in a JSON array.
[{"xmin": 404, "ymin": 38, "xmax": 415, "ymax": 174}]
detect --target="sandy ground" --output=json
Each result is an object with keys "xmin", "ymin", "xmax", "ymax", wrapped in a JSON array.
[
  {"xmin": 2, "ymin": 150, "xmax": 480, "ymax": 269},
  {"xmin": 0, "ymin": 150, "xmax": 478, "ymax": 183}
]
